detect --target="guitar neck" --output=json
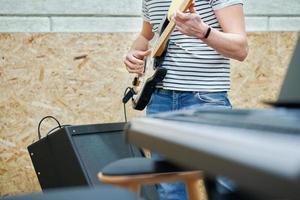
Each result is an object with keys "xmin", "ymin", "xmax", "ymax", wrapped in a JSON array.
[
  {"xmin": 151, "ymin": 0, "xmax": 193, "ymax": 58},
  {"xmin": 151, "ymin": 20, "xmax": 176, "ymax": 57}
]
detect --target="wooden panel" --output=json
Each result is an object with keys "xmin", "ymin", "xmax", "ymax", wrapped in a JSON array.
[
  {"xmin": 230, "ymin": 32, "xmax": 299, "ymax": 108},
  {"xmin": 0, "ymin": 33, "xmax": 144, "ymax": 196},
  {"xmin": 0, "ymin": 32, "xmax": 299, "ymax": 196}
]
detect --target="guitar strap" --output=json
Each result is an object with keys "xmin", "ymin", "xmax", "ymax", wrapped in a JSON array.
[
  {"xmin": 154, "ymin": 16, "xmax": 171, "ymax": 69},
  {"xmin": 153, "ymin": 41, "xmax": 169, "ymax": 69}
]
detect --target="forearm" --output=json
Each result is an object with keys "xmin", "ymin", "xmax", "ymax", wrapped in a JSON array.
[
  {"xmin": 131, "ymin": 21, "xmax": 154, "ymax": 51},
  {"xmin": 202, "ymin": 28, "xmax": 248, "ymax": 61},
  {"xmin": 124, "ymin": 21, "xmax": 154, "ymax": 75},
  {"xmin": 174, "ymin": 4, "xmax": 248, "ymax": 61},
  {"xmin": 131, "ymin": 34, "xmax": 151, "ymax": 51}
]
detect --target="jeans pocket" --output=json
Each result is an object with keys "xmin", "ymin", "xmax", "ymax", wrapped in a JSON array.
[{"xmin": 194, "ymin": 92, "xmax": 231, "ymax": 107}]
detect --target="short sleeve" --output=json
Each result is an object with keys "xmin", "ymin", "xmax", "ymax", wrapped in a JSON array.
[
  {"xmin": 210, "ymin": 0, "xmax": 243, "ymax": 10},
  {"xmin": 142, "ymin": 0, "xmax": 151, "ymax": 22}
]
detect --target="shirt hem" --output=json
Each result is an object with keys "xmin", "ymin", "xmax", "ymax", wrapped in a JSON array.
[{"xmin": 157, "ymin": 86, "xmax": 230, "ymax": 92}]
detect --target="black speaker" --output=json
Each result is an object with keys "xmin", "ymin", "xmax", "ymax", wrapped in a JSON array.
[{"xmin": 28, "ymin": 122, "xmax": 142, "ymax": 189}]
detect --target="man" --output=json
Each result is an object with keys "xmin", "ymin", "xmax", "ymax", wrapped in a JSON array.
[{"xmin": 124, "ymin": 0, "xmax": 248, "ymax": 199}]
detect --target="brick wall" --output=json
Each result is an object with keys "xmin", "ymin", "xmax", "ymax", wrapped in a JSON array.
[{"xmin": 0, "ymin": 0, "xmax": 299, "ymax": 32}]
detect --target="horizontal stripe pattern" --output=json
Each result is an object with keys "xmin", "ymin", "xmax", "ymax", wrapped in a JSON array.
[{"xmin": 143, "ymin": 0, "xmax": 243, "ymax": 92}]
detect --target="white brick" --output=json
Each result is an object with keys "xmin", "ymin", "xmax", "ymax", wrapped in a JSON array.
[
  {"xmin": 0, "ymin": 17, "xmax": 50, "ymax": 32},
  {"xmin": 1, "ymin": 0, "xmax": 299, "ymax": 17},
  {"xmin": 269, "ymin": 17, "xmax": 300, "ymax": 31},
  {"xmin": 0, "ymin": 0, "xmax": 142, "ymax": 16},
  {"xmin": 1, "ymin": 0, "xmax": 299, "ymax": 32},
  {"xmin": 51, "ymin": 17, "xmax": 142, "ymax": 32},
  {"xmin": 244, "ymin": 0, "xmax": 300, "ymax": 16},
  {"xmin": 245, "ymin": 17, "xmax": 268, "ymax": 32}
]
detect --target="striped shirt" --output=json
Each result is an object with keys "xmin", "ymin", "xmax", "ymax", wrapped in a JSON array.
[{"xmin": 142, "ymin": 0, "xmax": 243, "ymax": 92}]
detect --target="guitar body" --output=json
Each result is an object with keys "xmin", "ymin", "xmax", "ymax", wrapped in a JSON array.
[
  {"xmin": 132, "ymin": 67, "xmax": 167, "ymax": 110},
  {"xmin": 129, "ymin": 0, "xmax": 193, "ymax": 111},
  {"xmin": 132, "ymin": 17, "xmax": 170, "ymax": 111}
]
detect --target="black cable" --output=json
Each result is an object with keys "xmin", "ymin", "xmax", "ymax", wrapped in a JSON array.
[
  {"xmin": 122, "ymin": 87, "xmax": 142, "ymax": 157},
  {"xmin": 123, "ymin": 87, "xmax": 132, "ymax": 123},
  {"xmin": 46, "ymin": 124, "xmax": 71, "ymax": 136},
  {"xmin": 37, "ymin": 116, "xmax": 61, "ymax": 140},
  {"xmin": 46, "ymin": 125, "xmax": 61, "ymax": 136},
  {"xmin": 122, "ymin": 87, "xmax": 135, "ymax": 104}
]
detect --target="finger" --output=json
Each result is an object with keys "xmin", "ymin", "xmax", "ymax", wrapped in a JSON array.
[
  {"xmin": 124, "ymin": 59, "xmax": 143, "ymax": 71},
  {"xmin": 124, "ymin": 59, "xmax": 135, "ymax": 70},
  {"xmin": 127, "ymin": 54, "xmax": 144, "ymax": 65},
  {"xmin": 172, "ymin": 11, "xmax": 177, "ymax": 21},
  {"xmin": 173, "ymin": 16, "xmax": 184, "ymax": 27},
  {"xmin": 135, "ymin": 49, "xmax": 151, "ymax": 58},
  {"xmin": 126, "ymin": 66, "xmax": 144, "ymax": 75},
  {"xmin": 188, "ymin": 3, "xmax": 196, "ymax": 13},
  {"xmin": 126, "ymin": 60, "xmax": 144, "ymax": 72},
  {"xmin": 175, "ymin": 10, "xmax": 189, "ymax": 21},
  {"xmin": 127, "ymin": 68, "xmax": 143, "ymax": 75},
  {"xmin": 174, "ymin": 18, "xmax": 185, "ymax": 29}
]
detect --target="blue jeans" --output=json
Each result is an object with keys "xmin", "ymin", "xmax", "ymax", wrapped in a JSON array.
[{"xmin": 146, "ymin": 89, "xmax": 232, "ymax": 200}]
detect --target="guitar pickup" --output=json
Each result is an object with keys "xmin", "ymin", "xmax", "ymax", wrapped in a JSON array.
[{"xmin": 132, "ymin": 77, "xmax": 140, "ymax": 86}]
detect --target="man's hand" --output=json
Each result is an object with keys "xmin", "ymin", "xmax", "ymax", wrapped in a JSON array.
[
  {"xmin": 124, "ymin": 49, "xmax": 151, "ymax": 76},
  {"xmin": 173, "ymin": 3, "xmax": 209, "ymax": 39}
]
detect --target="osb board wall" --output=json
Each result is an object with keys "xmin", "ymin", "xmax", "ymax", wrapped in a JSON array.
[
  {"xmin": 0, "ymin": 33, "xmax": 143, "ymax": 196},
  {"xmin": 0, "ymin": 32, "xmax": 299, "ymax": 196},
  {"xmin": 230, "ymin": 32, "xmax": 299, "ymax": 107}
]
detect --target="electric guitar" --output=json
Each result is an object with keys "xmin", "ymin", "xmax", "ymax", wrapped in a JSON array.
[{"xmin": 123, "ymin": 0, "xmax": 193, "ymax": 111}]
